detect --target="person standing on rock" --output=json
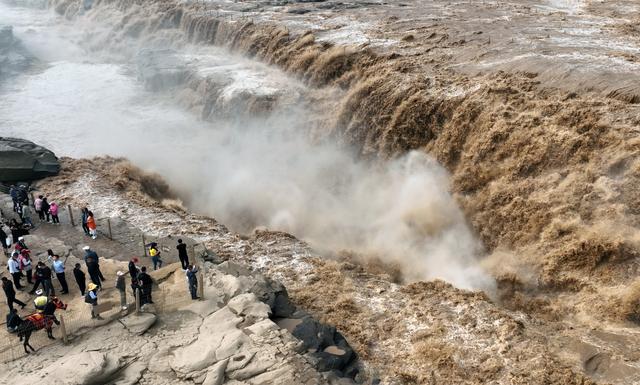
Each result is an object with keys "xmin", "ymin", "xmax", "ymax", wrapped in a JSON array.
[
  {"xmin": 20, "ymin": 203, "xmax": 33, "ymax": 228},
  {"xmin": 186, "ymin": 265, "xmax": 199, "ymax": 300},
  {"xmin": 49, "ymin": 201, "xmax": 60, "ymax": 224},
  {"xmin": 73, "ymin": 263, "xmax": 86, "ymax": 296},
  {"xmin": 149, "ymin": 243, "xmax": 162, "ymax": 270},
  {"xmin": 81, "ymin": 208, "xmax": 90, "ymax": 236},
  {"xmin": 8, "ymin": 252, "xmax": 23, "ymax": 290},
  {"xmin": 34, "ymin": 195, "xmax": 44, "ymax": 221},
  {"xmin": 176, "ymin": 239, "xmax": 190, "ymax": 270},
  {"xmin": 116, "ymin": 271, "xmax": 127, "ymax": 310},
  {"xmin": 128, "ymin": 257, "xmax": 139, "ymax": 281},
  {"xmin": 10, "ymin": 185, "xmax": 19, "ymax": 213},
  {"xmin": 15, "ymin": 236, "xmax": 28, "ymax": 252},
  {"xmin": 49, "ymin": 252, "xmax": 69, "ymax": 295},
  {"xmin": 1, "ymin": 276, "xmax": 26, "ymax": 311},
  {"xmin": 137, "ymin": 266, "xmax": 153, "ymax": 306},
  {"xmin": 18, "ymin": 249, "xmax": 33, "ymax": 284},
  {"xmin": 41, "ymin": 197, "xmax": 51, "ymax": 223},
  {"xmin": 86, "ymin": 257, "xmax": 102, "ymax": 290},
  {"xmin": 0, "ymin": 226, "xmax": 8, "ymax": 257},
  {"xmin": 86, "ymin": 210, "xmax": 97, "ymax": 239},
  {"xmin": 83, "ymin": 246, "xmax": 106, "ymax": 281},
  {"xmin": 30, "ymin": 261, "xmax": 54, "ymax": 296},
  {"xmin": 85, "ymin": 283, "xmax": 102, "ymax": 320}
]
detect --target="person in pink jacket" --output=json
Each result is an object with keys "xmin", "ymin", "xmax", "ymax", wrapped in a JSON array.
[{"xmin": 49, "ymin": 201, "xmax": 60, "ymax": 225}]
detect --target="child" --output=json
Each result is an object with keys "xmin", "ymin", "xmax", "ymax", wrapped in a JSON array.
[{"xmin": 86, "ymin": 211, "xmax": 97, "ymax": 239}]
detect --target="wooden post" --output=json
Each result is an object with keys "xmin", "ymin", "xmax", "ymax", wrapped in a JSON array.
[
  {"xmin": 198, "ymin": 270, "xmax": 204, "ymax": 300},
  {"xmin": 59, "ymin": 314, "xmax": 68, "ymax": 344},
  {"xmin": 190, "ymin": 244, "xmax": 196, "ymax": 262},
  {"xmin": 135, "ymin": 288, "xmax": 141, "ymax": 315},
  {"xmin": 68, "ymin": 205, "xmax": 75, "ymax": 226},
  {"xmin": 141, "ymin": 234, "xmax": 147, "ymax": 257},
  {"xmin": 107, "ymin": 218, "xmax": 113, "ymax": 240}
]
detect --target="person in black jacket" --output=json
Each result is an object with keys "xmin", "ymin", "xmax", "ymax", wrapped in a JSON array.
[
  {"xmin": 41, "ymin": 197, "xmax": 50, "ymax": 223},
  {"xmin": 6, "ymin": 308, "xmax": 21, "ymax": 332},
  {"xmin": 186, "ymin": 265, "xmax": 199, "ymax": 300},
  {"xmin": 29, "ymin": 262, "xmax": 54, "ymax": 295},
  {"xmin": 73, "ymin": 263, "xmax": 86, "ymax": 296},
  {"xmin": 0, "ymin": 226, "xmax": 8, "ymax": 256},
  {"xmin": 2, "ymin": 277, "xmax": 26, "ymax": 311},
  {"xmin": 176, "ymin": 239, "xmax": 190, "ymax": 270},
  {"xmin": 137, "ymin": 266, "xmax": 153, "ymax": 305},
  {"xmin": 86, "ymin": 257, "xmax": 102, "ymax": 289},
  {"xmin": 128, "ymin": 257, "xmax": 139, "ymax": 281}
]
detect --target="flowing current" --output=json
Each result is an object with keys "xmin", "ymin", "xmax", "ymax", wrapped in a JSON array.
[{"xmin": 0, "ymin": 0, "xmax": 493, "ymax": 290}]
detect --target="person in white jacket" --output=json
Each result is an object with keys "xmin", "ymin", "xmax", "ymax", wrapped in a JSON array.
[{"xmin": 8, "ymin": 252, "xmax": 23, "ymax": 290}]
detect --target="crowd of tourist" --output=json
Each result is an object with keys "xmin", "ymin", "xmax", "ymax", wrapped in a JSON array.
[{"xmin": 1, "ymin": 186, "xmax": 200, "ymax": 338}]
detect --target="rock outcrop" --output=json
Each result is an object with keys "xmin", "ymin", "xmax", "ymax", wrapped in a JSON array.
[{"xmin": 0, "ymin": 138, "xmax": 60, "ymax": 182}]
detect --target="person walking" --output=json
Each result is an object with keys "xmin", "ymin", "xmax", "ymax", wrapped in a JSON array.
[
  {"xmin": 73, "ymin": 263, "xmax": 86, "ymax": 296},
  {"xmin": 186, "ymin": 265, "xmax": 199, "ymax": 300},
  {"xmin": 137, "ymin": 266, "xmax": 153, "ymax": 305},
  {"xmin": 81, "ymin": 208, "xmax": 90, "ymax": 236},
  {"xmin": 21, "ymin": 203, "xmax": 33, "ymax": 228},
  {"xmin": 2, "ymin": 277, "xmax": 26, "ymax": 310},
  {"xmin": 116, "ymin": 271, "xmax": 127, "ymax": 310},
  {"xmin": 85, "ymin": 283, "xmax": 102, "ymax": 320},
  {"xmin": 149, "ymin": 243, "xmax": 162, "ymax": 270},
  {"xmin": 49, "ymin": 252, "xmax": 69, "ymax": 295},
  {"xmin": 30, "ymin": 262, "xmax": 54, "ymax": 296},
  {"xmin": 86, "ymin": 257, "xmax": 102, "ymax": 289},
  {"xmin": 34, "ymin": 195, "xmax": 44, "ymax": 221},
  {"xmin": 177, "ymin": 239, "xmax": 190, "ymax": 270},
  {"xmin": 18, "ymin": 249, "xmax": 33, "ymax": 284},
  {"xmin": 41, "ymin": 197, "xmax": 51, "ymax": 223},
  {"xmin": 9, "ymin": 185, "xmax": 19, "ymax": 213},
  {"xmin": 8, "ymin": 252, "xmax": 23, "ymax": 290},
  {"xmin": 49, "ymin": 201, "xmax": 60, "ymax": 224},
  {"xmin": 86, "ymin": 210, "xmax": 97, "ymax": 239}
]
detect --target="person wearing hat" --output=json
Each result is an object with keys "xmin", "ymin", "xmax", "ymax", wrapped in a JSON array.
[
  {"xmin": 8, "ymin": 252, "xmax": 23, "ymax": 290},
  {"xmin": 34, "ymin": 289, "xmax": 48, "ymax": 312},
  {"xmin": 83, "ymin": 246, "xmax": 105, "ymax": 281},
  {"xmin": 85, "ymin": 283, "xmax": 102, "ymax": 319},
  {"xmin": 2, "ymin": 276, "xmax": 26, "ymax": 311},
  {"xmin": 73, "ymin": 263, "xmax": 86, "ymax": 296},
  {"xmin": 115, "ymin": 271, "xmax": 127, "ymax": 310},
  {"xmin": 15, "ymin": 236, "xmax": 27, "ymax": 252}
]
